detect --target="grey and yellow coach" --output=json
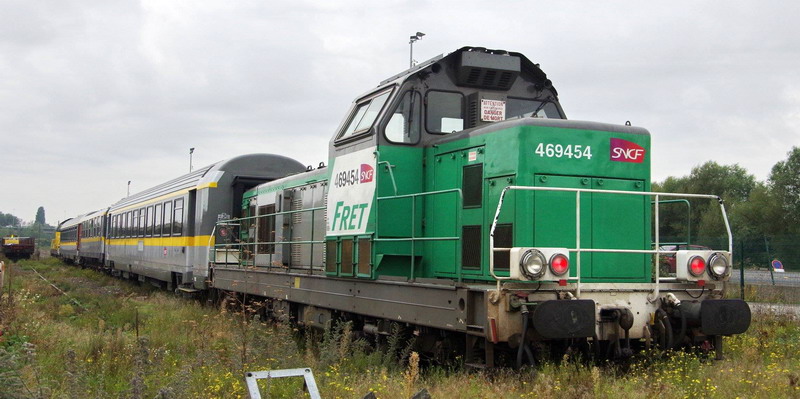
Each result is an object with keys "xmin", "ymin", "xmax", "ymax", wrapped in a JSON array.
[{"xmin": 104, "ymin": 154, "xmax": 305, "ymax": 290}]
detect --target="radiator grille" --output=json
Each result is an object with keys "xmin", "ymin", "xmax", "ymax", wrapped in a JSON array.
[
  {"xmin": 325, "ymin": 240, "xmax": 337, "ymax": 273},
  {"xmin": 358, "ymin": 239, "xmax": 371, "ymax": 276},
  {"xmin": 462, "ymin": 225, "xmax": 481, "ymax": 269},
  {"xmin": 291, "ymin": 197, "xmax": 303, "ymax": 265},
  {"xmin": 463, "ymin": 164, "xmax": 483, "ymax": 208},
  {"xmin": 493, "ymin": 223, "xmax": 512, "ymax": 270},
  {"xmin": 341, "ymin": 239, "xmax": 354, "ymax": 275}
]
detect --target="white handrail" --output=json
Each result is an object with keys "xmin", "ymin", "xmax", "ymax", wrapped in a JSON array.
[{"xmin": 489, "ymin": 186, "xmax": 732, "ymax": 299}]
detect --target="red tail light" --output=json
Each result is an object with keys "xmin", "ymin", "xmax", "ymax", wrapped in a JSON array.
[
  {"xmin": 689, "ymin": 256, "xmax": 706, "ymax": 277},
  {"xmin": 550, "ymin": 253, "xmax": 569, "ymax": 276}
]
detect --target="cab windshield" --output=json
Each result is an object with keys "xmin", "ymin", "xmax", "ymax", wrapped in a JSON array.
[{"xmin": 338, "ymin": 89, "xmax": 393, "ymax": 140}]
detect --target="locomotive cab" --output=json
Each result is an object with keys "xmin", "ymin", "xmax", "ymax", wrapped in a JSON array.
[
  {"xmin": 326, "ymin": 47, "xmax": 653, "ymax": 285},
  {"xmin": 326, "ymin": 47, "xmax": 569, "ymax": 280}
]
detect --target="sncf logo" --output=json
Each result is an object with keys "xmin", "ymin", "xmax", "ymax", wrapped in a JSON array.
[
  {"xmin": 610, "ymin": 138, "xmax": 645, "ymax": 163},
  {"xmin": 360, "ymin": 164, "xmax": 374, "ymax": 183}
]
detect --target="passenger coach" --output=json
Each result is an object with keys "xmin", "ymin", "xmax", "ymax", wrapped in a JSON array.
[{"xmin": 100, "ymin": 154, "xmax": 305, "ymax": 290}]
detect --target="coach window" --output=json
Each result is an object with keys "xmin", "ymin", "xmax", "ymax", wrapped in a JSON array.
[
  {"xmin": 426, "ymin": 91, "xmax": 464, "ymax": 134},
  {"xmin": 173, "ymin": 198, "xmax": 184, "ymax": 236},
  {"xmin": 154, "ymin": 204, "xmax": 162, "ymax": 237},
  {"xmin": 385, "ymin": 90, "xmax": 422, "ymax": 144},
  {"xmin": 138, "ymin": 208, "xmax": 145, "ymax": 237},
  {"xmin": 163, "ymin": 201, "xmax": 173, "ymax": 236},
  {"xmin": 122, "ymin": 212, "xmax": 128, "ymax": 237},
  {"xmin": 131, "ymin": 210, "xmax": 138, "ymax": 238},
  {"xmin": 138, "ymin": 210, "xmax": 143, "ymax": 237},
  {"xmin": 337, "ymin": 88, "xmax": 393, "ymax": 142},
  {"xmin": 146, "ymin": 206, "xmax": 154, "ymax": 237}
]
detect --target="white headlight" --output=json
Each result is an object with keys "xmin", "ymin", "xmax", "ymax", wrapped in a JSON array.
[
  {"xmin": 708, "ymin": 252, "xmax": 729, "ymax": 279},
  {"xmin": 520, "ymin": 249, "xmax": 546, "ymax": 280}
]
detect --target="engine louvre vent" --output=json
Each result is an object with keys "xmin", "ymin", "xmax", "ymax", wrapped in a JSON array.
[{"xmin": 457, "ymin": 50, "xmax": 520, "ymax": 90}]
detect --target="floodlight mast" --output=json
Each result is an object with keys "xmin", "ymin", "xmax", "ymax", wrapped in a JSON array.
[
  {"xmin": 189, "ymin": 147, "xmax": 195, "ymax": 172},
  {"xmin": 409, "ymin": 32, "xmax": 425, "ymax": 67}
]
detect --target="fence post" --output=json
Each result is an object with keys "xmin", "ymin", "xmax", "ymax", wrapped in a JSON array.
[
  {"xmin": 739, "ymin": 240, "xmax": 745, "ymax": 300},
  {"xmin": 0, "ymin": 261, "xmax": 4, "ymax": 296},
  {"xmin": 764, "ymin": 236, "xmax": 776, "ymax": 286}
]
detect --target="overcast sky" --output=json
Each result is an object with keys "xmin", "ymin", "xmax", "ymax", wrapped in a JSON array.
[{"xmin": 1, "ymin": 0, "xmax": 798, "ymax": 225}]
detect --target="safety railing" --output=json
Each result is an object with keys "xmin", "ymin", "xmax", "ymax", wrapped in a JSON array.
[
  {"xmin": 372, "ymin": 150, "xmax": 465, "ymax": 281},
  {"xmin": 209, "ymin": 205, "xmax": 326, "ymax": 270},
  {"xmin": 653, "ymin": 198, "xmax": 692, "ymax": 248},
  {"xmin": 489, "ymin": 186, "xmax": 732, "ymax": 301},
  {"xmin": 375, "ymin": 188, "xmax": 463, "ymax": 281}
]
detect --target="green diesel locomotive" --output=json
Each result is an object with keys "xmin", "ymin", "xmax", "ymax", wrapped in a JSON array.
[{"xmin": 210, "ymin": 47, "xmax": 750, "ymax": 367}]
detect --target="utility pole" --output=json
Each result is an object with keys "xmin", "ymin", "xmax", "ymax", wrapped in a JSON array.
[
  {"xmin": 127, "ymin": 181, "xmax": 131, "ymax": 197},
  {"xmin": 409, "ymin": 32, "xmax": 425, "ymax": 67},
  {"xmin": 189, "ymin": 147, "xmax": 195, "ymax": 172}
]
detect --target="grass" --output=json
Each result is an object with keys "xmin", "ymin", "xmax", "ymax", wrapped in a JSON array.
[
  {"xmin": 726, "ymin": 282, "xmax": 800, "ymax": 304},
  {"xmin": 1, "ymin": 257, "xmax": 798, "ymax": 398}
]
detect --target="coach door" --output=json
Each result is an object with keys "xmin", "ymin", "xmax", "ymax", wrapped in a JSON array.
[{"xmin": 76, "ymin": 224, "xmax": 82, "ymax": 254}]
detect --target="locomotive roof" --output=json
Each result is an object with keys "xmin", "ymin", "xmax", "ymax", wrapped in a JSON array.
[
  {"xmin": 377, "ymin": 46, "xmax": 551, "ymax": 90},
  {"xmin": 330, "ymin": 46, "xmax": 565, "ymax": 150}
]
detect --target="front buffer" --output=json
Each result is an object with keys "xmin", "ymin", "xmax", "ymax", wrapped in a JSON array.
[
  {"xmin": 683, "ymin": 298, "xmax": 752, "ymax": 336},
  {"xmin": 531, "ymin": 299, "xmax": 597, "ymax": 339}
]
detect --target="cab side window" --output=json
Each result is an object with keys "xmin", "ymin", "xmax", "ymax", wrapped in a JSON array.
[
  {"xmin": 385, "ymin": 91, "xmax": 422, "ymax": 144},
  {"xmin": 426, "ymin": 91, "xmax": 464, "ymax": 134}
]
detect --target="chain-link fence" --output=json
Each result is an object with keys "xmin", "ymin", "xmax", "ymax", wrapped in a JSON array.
[
  {"xmin": 660, "ymin": 235, "xmax": 800, "ymax": 303},
  {"xmin": 661, "ymin": 234, "xmax": 798, "ymax": 271}
]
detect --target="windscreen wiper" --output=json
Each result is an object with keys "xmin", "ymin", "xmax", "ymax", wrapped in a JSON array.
[{"xmin": 531, "ymin": 96, "xmax": 554, "ymax": 118}]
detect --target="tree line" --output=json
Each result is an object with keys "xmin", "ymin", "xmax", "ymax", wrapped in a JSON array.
[
  {"xmin": 1, "ymin": 206, "xmax": 53, "ymax": 247},
  {"xmin": 0, "ymin": 211, "xmax": 22, "ymax": 227},
  {"xmin": 654, "ymin": 146, "xmax": 800, "ymax": 269}
]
